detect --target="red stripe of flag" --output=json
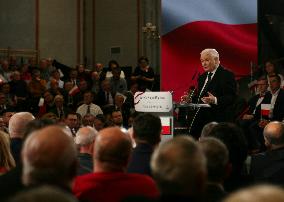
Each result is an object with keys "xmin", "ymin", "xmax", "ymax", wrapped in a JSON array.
[{"xmin": 162, "ymin": 126, "xmax": 171, "ymax": 135}]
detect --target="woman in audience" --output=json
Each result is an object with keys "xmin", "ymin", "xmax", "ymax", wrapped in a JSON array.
[
  {"xmin": 105, "ymin": 60, "xmax": 125, "ymax": 79},
  {"xmin": 0, "ymin": 131, "xmax": 16, "ymax": 174},
  {"xmin": 131, "ymin": 56, "xmax": 155, "ymax": 91}
]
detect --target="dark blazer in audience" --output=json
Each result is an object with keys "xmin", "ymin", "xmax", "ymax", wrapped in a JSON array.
[{"xmin": 250, "ymin": 147, "xmax": 284, "ymax": 185}]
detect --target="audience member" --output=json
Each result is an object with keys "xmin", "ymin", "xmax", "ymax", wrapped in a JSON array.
[
  {"xmin": 76, "ymin": 91, "xmax": 103, "ymax": 118},
  {"xmin": 111, "ymin": 109, "xmax": 124, "ymax": 128},
  {"xmin": 37, "ymin": 90, "xmax": 54, "ymax": 117},
  {"xmin": 22, "ymin": 126, "xmax": 77, "ymax": 191},
  {"xmin": 94, "ymin": 114, "xmax": 106, "ymax": 131},
  {"xmin": 2, "ymin": 110, "xmax": 16, "ymax": 133},
  {"xmin": 82, "ymin": 113, "xmax": 95, "ymax": 127},
  {"xmin": 38, "ymin": 59, "xmax": 50, "ymax": 82},
  {"xmin": 73, "ymin": 79, "xmax": 90, "ymax": 107},
  {"xmin": 0, "ymin": 131, "xmax": 15, "ymax": 174},
  {"xmin": 223, "ymin": 185, "xmax": 284, "ymax": 202},
  {"xmin": 64, "ymin": 81, "xmax": 76, "ymax": 109},
  {"xmin": 0, "ymin": 92, "xmax": 13, "ymax": 115},
  {"xmin": 27, "ymin": 57, "xmax": 38, "ymax": 71},
  {"xmin": 114, "ymin": 93, "xmax": 130, "ymax": 127},
  {"xmin": 77, "ymin": 64, "xmax": 92, "ymax": 86},
  {"xmin": 200, "ymin": 121, "xmax": 218, "ymax": 138},
  {"xmin": 0, "ymin": 119, "xmax": 55, "ymax": 201},
  {"xmin": 248, "ymin": 74, "xmax": 284, "ymax": 151},
  {"xmin": 0, "ymin": 59, "xmax": 12, "ymax": 82},
  {"xmin": 64, "ymin": 112, "xmax": 79, "ymax": 136},
  {"xmin": 151, "ymin": 136, "xmax": 206, "ymax": 201},
  {"xmin": 73, "ymin": 127, "xmax": 159, "ymax": 202},
  {"xmin": 199, "ymin": 137, "xmax": 230, "ymax": 202},
  {"xmin": 124, "ymin": 82, "xmax": 139, "ymax": 110},
  {"xmin": 48, "ymin": 69, "xmax": 64, "ymax": 88},
  {"xmin": 108, "ymin": 66, "xmax": 128, "ymax": 94},
  {"xmin": 1, "ymin": 83, "xmax": 15, "ymax": 107},
  {"xmin": 9, "ymin": 112, "xmax": 35, "ymax": 164},
  {"xmin": 105, "ymin": 60, "xmax": 125, "ymax": 79},
  {"xmin": 90, "ymin": 70, "xmax": 101, "ymax": 94},
  {"xmin": 47, "ymin": 78, "xmax": 66, "ymax": 97},
  {"xmin": 127, "ymin": 111, "xmax": 140, "ymax": 128},
  {"xmin": 131, "ymin": 56, "xmax": 155, "ymax": 91},
  {"xmin": 27, "ymin": 69, "xmax": 46, "ymax": 115},
  {"xmin": 20, "ymin": 64, "xmax": 32, "ymax": 83},
  {"xmin": 49, "ymin": 95, "xmax": 71, "ymax": 120},
  {"xmin": 127, "ymin": 113, "xmax": 161, "ymax": 176},
  {"xmin": 8, "ymin": 186, "xmax": 77, "ymax": 202},
  {"xmin": 202, "ymin": 122, "xmax": 249, "ymax": 192},
  {"xmin": 97, "ymin": 79, "xmax": 115, "ymax": 107},
  {"xmin": 66, "ymin": 68, "xmax": 79, "ymax": 87},
  {"xmin": 75, "ymin": 126, "xmax": 98, "ymax": 175},
  {"xmin": 93, "ymin": 62, "xmax": 105, "ymax": 81},
  {"xmin": 9, "ymin": 70, "xmax": 29, "ymax": 111},
  {"xmin": 259, "ymin": 74, "xmax": 284, "ymax": 127},
  {"xmin": 264, "ymin": 60, "xmax": 284, "ymax": 89},
  {"xmin": 238, "ymin": 77, "xmax": 271, "ymax": 151},
  {"xmin": 250, "ymin": 121, "xmax": 284, "ymax": 185}
]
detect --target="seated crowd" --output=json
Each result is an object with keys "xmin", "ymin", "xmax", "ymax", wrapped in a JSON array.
[{"xmin": 1, "ymin": 57, "xmax": 284, "ymax": 202}]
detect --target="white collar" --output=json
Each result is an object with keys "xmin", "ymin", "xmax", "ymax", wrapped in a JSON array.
[
  {"xmin": 209, "ymin": 66, "xmax": 218, "ymax": 76},
  {"xmin": 271, "ymin": 88, "xmax": 280, "ymax": 96}
]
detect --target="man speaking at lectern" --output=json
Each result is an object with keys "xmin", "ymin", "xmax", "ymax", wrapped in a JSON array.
[{"xmin": 190, "ymin": 48, "xmax": 237, "ymax": 138}]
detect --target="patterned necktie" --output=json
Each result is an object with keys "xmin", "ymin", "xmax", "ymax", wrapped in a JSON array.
[{"xmin": 86, "ymin": 105, "xmax": 91, "ymax": 114}]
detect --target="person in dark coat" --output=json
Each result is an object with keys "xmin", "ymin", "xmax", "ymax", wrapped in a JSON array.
[{"xmin": 127, "ymin": 113, "xmax": 161, "ymax": 176}]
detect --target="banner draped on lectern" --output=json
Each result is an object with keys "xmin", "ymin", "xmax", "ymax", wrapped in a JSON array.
[
  {"xmin": 161, "ymin": 0, "xmax": 258, "ymax": 101},
  {"xmin": 134, "ymin": 91, "xmax": 174, "ymax": 140}
]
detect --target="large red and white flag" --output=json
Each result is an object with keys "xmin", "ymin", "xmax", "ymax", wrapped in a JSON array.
[
  {"xmin": 161, "ymin": 0, "xmax": 258, "ymax": 101},
  {"xmin": 261, "ymin": 104, "xmax": 271, "ymax": 117}
]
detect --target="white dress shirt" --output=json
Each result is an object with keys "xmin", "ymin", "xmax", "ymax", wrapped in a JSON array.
[{"xmin": 76, "ymin": 103, "xmax": 103, "ymax": 117}]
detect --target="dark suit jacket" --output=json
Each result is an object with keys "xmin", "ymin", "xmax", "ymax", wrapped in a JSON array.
[
  {"xmin": 77, "ymin": 153, "xmax": 93, "ymax": 176},
  {"xmin": 250, "ymin": 147, "xmax": 284, "ymax": 185},
  {"xmin": 0, "ymin": 165, "xmax": 24, "ymax": 201},
  {"xmin": 271, "ymin": 89, "xmax": 284, "ymax": 121},
  {"xmin": 127, "ymin": 143, "xmax": 154, "ymax": 176},
  {"xmin": 197, "ymin": 65, "xmax": 236, "ymax": 110},
  {"xmin": 96, "ymin": 90, "xmax": 115, "ymax": 107},
  {"xmin": 248, "ymin": 92, "xmax": 272, "ymax": 120},
  {"xmin": 190, "ymin": 66, "xmax": 236, "ymax": 137},
  {"xmin": 49, "ymin": 106, "xmax": 71, "ymax": 119}
]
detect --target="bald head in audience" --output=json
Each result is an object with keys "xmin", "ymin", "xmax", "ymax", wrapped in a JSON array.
[
  {"xmin": 94, "ymin": 127, "xmax": 132, "ymax": 172},
  {"xmin": 263, "ymin": 121, "xmax": 284, "ymax": 150},
  {"xmin": 21, "ymin": 126, "xmax": 77, "ymax": 188},
  {"xmin": 9, "ymin": 112, "xmax": 35, "ymax": 138},
  {"xmin": 151, "ymin": 136, "xmax": 207, "ymax": 197},
  {"xmin": 223, "ymin": 185, "xmax": 284, "ymax": 202}
]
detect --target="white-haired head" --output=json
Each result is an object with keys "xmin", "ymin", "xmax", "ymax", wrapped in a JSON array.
[
  {"xmin": 75, "ymin": 126, "xmax": 98, "ymax": 146},
  {"xmin": 200, "ymin": 48, "xmax": 219, "ymax": 59},
  {"xmin": 9, "ymin": 112, "xmax": 35, "ymax": 138}
]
